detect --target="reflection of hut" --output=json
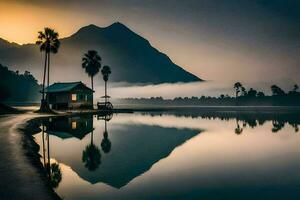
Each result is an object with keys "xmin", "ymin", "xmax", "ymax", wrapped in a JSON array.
[
  {"xmin": 45, "ymin": 82, "xmax": 93, "ymax": 109},
  {"xmin": 46, "ymin": 115, "xmax": 94, "ymax": 139}
]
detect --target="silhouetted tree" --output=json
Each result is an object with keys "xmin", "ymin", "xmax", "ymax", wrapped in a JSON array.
[
  {"xmin": 234, "ymin": 82, "xmax": 242, "ymax": 98},
  {"xmin": 241, "ymin": 86, "xmax": 247, "ymax": 96},
  {"xmin": 271, "ymin": 85, "xmax": 285, "ymax": 96},
  {"xmin": 293, "ymin": 84, "xmax": 299, "ymax": 92},
  {"xmin": 36, "ymin": 28, "xmax": 60, "ymax": 111},
  {"xmin": 247, "ymin": 88, "xmax": 257, "ymax": 98},
  {"xmin": 101, "ymin": 65, "xmax": 112, "ymax": 103},
  {"xmin": 257, "ymin": 91, "xmax": 265, "ymax": 98},
  {"xmin": 82, "ymin": 50, "xmax": 102, "ymax": 91}
]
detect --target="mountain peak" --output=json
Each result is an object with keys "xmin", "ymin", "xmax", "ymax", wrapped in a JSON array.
[
  {"xmin": 78, "ymin": 22, "xmax": 128, "ymax": 32},
  {"xmin": 73, "ymin": 22, "xmax": 132, "ymax": 38},
  {"xmin": 107, "ymin": 22, "xmax": 127, "ymax": 29},
  {"xmin": 78, "ymin": 24, "xmax": 101, "ymax": 32}
]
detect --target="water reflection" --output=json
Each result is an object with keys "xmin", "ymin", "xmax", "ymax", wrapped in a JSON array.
[
  {"xmin": 40, "ymin": 120, "xmax": 62, "ymax": 189},
  {"xmin": 145, "ymin": 111, "xmax": 300, "ymax": 134},
  {"xmin": 82, "ymin": 131, "xmax": 102, "ymax": 171},
  {"xmin": 48, "ymin": 163, "xmax": 62, "ymax": 188},
  {"xmin": 45, "ymin": 115, "xmax": 94, "ymax": 139},
  {"xmin": 32, "ymin": 111, "xmax": 300, "ymax": 200},
  {"xmin": 101, "ymin": 115, "xmax": 112, "ymax": 154},
  {"xmin": 235, "ymin": 119, "xmax": 243, "ymax": 135}
]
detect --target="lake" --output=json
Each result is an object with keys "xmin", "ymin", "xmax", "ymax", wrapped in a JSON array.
[{"xmin": 32, "ymin": 110, "xmax": 300, "ymax": 200}]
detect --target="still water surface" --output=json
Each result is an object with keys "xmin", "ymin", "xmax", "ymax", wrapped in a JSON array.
[{"xmin": 33, "ymin": 111, "xmax": 300, "ymax": 200}]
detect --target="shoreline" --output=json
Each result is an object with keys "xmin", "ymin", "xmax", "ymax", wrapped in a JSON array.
[
  {"xmin": 19, "ymin": 117, "xmax": 62, "ymax": 200},
  {"xmin": 0, "ymin": 112, "xmax": 61, "ymax": 200},
  {"xmin": 3, "ymin": 105, "xmax": 300, "ymax": 116}
]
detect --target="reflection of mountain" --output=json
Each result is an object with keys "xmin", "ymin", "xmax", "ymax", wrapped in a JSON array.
[
  {"xmin": 45, "ymin": 116, "xmax": 94, "ymax": 139},
  {"xmin": 49, "ymin": 122, "xmax": 200, "ymax": 188}
]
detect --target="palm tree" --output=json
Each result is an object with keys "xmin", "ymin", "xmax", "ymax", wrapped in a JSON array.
[
  {"xmin": 36, "ymin": 28, "xmax": 60, "ymax": 110},
  {"xmin": 233, "ymin": 82, "xmax": 242, "ymax": 98},
  {"xmin": 101, "ymin": 65, "xmax": 112, "ymax": 103},
  {"xmin": 82, "ymin": 50, "xmax": 102, "ymax": 91},
  {"xmin": 293, "ymin": 84, "xmax": 299, "ymax": 92}
]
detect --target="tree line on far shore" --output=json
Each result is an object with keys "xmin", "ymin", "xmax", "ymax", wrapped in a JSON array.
[{"xmin": 122, "ymin": 82, "xmax": 300, "ymax": 106}]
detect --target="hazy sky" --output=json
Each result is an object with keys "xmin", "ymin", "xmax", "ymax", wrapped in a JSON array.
[{"xmin": 0, "ymin": 0, "xmax": 299, "ymax": 89}]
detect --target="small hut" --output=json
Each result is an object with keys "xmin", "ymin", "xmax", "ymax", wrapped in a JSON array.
[{"xmin": 45, "ymin": 82, "xmax": 94, "ymax": 109}]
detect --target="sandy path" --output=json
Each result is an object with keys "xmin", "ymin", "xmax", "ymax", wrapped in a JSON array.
[{"xmin": 0, "ymin": 112, "xmax": 59, "ymax": 200}]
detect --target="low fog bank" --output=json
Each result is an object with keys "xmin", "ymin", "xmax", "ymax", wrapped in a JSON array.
[{"xmin": 93, "ymin": 79, "xmax": 298, "ymax": 100}]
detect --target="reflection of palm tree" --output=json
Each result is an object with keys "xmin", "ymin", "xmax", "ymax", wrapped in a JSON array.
[
  {"xmin": 41, "ymin": 121, "xmax": 51, "ymax": 174},
  {"xmin": 272, "ymin": 120, "xmax": 285, "ymax": 133},
  {"xmin": 82, "ymin": 131, "xmax": 101, "ymax": 171},
  {"xmin": 290, "ymin": 123, "xmax": 299, "ymax": 133},
  {"xmin": 42, "ymin": 124, "xmax": 46, "ymax": 167},
  {"xmin": 42, "ymin": 123, "xmax": 62, "ymax": 188},
  {"xmin": 47, "ymin": 132, "xmax": 51, "ymax": 175},
  {"xmin": 101, "ymin": 119, "xmax": 111, "ymax": 153},
  {"xmin": 235, "ymin": 119, "xmax": 243, "ymax": 135},
  {"xmin": 49, "ymin": 163, "xmax": 62, "ymax": 188},
  {"xmin": 101, "ymin": 131, "xmax": 111, "ymax": 153}
]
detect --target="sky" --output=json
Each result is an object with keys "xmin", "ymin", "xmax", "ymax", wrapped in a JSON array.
[{"xmin": 0, "ymin": 0, "xmax": 299, "ymax": 97}]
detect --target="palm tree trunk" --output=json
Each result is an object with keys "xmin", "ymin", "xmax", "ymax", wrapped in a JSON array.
[
  {"xmin": 105, "ymin": 81, "xmax": 107, "ymax": 103},
  {"xmin": 235, "ymin": 90, "xmax": 238, "ymax": 106},
  {"xmin": 91, "ymin": 77, "xmax": 94, "ymax": 107},
  {"xmin": 42, "ymin": 52, "xmax": 48, "ymax": 101},
  {"xmin": 47, "ymin": 52, "xmax": 50, "ymax": 87}
]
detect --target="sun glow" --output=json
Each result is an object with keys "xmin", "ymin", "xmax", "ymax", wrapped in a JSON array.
[{"xmin": 0, "ymin": 1, "xmax": 85, "ymax": 44}]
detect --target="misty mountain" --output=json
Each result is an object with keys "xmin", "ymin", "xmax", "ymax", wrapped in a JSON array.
[
  {"xmin": 0, "ymin": 38, "xmax": 18, "ymax": 51},
  {"xmin": 0, "ymin": 22, "xmax": 202, "ymax": 85}
]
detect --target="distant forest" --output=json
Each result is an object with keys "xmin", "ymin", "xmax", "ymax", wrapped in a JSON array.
[
  {"xmin": 0, "ymin": 63, "xmax": 41, "ymax": 102},
  {"xmin": 122, "ymin": 82, "xmax": 300, "ymax": 106}
]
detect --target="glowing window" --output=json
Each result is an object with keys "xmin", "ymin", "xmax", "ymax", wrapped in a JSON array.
[
  {"xmin": 71, "ymin": 94, "xmax": 77, "ymax": 101},
  {"xmin": 72, "ymin": 121, "xmax": 77, "ymax": 129}
]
